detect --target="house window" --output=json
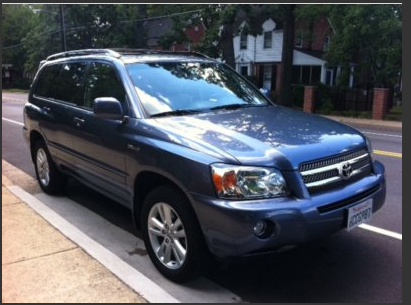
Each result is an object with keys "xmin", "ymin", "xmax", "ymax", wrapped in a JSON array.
[
  {"xmin": 263, "ymin": 31, "xmax": 272, "ymax": 49},
  {"xmin": 325, "ymin": 67, "xmax": 334, "ymax": 86},
  {"xmin": 240, "ymin": 34, "xmax": 247, "ymax": 50},
  {"xmin": 240, "ymin": 66, "xmax": 248, "ymax": 76},
  {"xmin": 295, "ymin": 34, "xmax": 303, "ymax": 48},
  {"xmin": 311, "ymin": 66, "xmax": 321, "ymax": 83},
  {"xmin": 292, "ymin": 65, "xmax": 322, "ymax": 84},
  {"xmin": 323, "ymin": 35, "xmax": 331, "ymax": 51},
  {"xmin": 183, "ymin": 41, "xmax": 191, "ymax": 51}
]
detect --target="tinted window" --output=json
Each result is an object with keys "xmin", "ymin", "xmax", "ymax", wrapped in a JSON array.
[
  {"xmin": 51, "ymin": 62, "xmax": 88, "ymax": 105},
  {"xmin": 34, "ymin": 64, "xmax": 61, "ymax": 98},
  {"xmin": 126, "ymin": 62, "xmax": 268, "ymax": 116},
  {"xmin": 83, "ymin": 62, "xmax": 126, "ymax": 110}
]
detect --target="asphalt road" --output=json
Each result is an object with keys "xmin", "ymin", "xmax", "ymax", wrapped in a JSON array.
[{"xmin": 2, "ymin": 92, "xmax": 402, "ymax": 302}]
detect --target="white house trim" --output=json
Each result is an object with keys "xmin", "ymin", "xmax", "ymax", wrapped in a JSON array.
[{"xmin": 293, "ymin": 50, "xmax": 326, "ymax": 66}]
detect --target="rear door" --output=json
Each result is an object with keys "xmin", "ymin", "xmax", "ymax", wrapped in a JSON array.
[
  {"xmin": 70, "ymin": 61, "xmax": 130, "ymax": 203},
  {"xmin": 32, "ymin": 61, "xmax": 88, "ymax": 166}
]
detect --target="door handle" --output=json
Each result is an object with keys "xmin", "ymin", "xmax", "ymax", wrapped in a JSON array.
[
  {"xmin": 74, "ymin": 117, "xmax": 85, "ymax": 126},
  {"xmin": 43, "ymin": 106, "xmax": 51, "ymax": 112}
]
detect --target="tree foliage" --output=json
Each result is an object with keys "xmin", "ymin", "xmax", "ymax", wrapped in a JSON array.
[
  {"xmin": 2, "ymin": 4, "xmax": 402, "ymax": 92},
  {"xmin": 328, "ymin": 4, "xmax": 401, "ymax": 87},
  {"xmin": 2, "ymin": 4, "xmax": 37, "ymax": 77},
  {"xmin": 3, "ymin": 4, "xmax": 148, "ymax": 75},
  {"xmin": 297, "ymin": 4, "xmax": 402, "ymax": 87}
]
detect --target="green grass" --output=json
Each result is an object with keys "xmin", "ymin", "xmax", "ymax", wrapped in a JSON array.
[{"xmin": 2, "ymin": 88, "xmax": 29, "ymax": 93}]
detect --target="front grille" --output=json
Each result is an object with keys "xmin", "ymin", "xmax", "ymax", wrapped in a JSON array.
[
  {"xmin": 302, "ymin": 168, "xmax": 339, "ymax": 184},
  {"xmin": 299, "ymin": 149, "xmax": 373, "ymax": 194},
  {"xmin": 299, "ymin": 149, "xmax": 368, "ymax": 172},
  {"xmin": 317, "ymin": 184, "xmax": 380, "ymax": 213}
]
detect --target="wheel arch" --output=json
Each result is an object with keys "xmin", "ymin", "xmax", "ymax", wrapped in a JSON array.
[
  {"xmin": 29, "ymin": 130, "xmax": 45, "ymax": 162},
  {"xmin": 132, "ymin": 170, "xmax": 198, "ymax": 229}
]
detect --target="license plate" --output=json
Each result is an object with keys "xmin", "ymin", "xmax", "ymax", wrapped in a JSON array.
[{"xmin": 347, "ymin": 199, "xmax": 373, "ymax": 231}]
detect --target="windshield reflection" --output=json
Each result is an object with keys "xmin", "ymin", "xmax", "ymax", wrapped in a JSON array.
[{"xmin": 126, "ymin": 61, "xmax": 268, "ymax": 116}]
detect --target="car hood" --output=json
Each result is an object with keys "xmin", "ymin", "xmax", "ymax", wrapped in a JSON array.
[{"xmin": 148, "ymin": 105, "xmax": 366, "ymax": 170}]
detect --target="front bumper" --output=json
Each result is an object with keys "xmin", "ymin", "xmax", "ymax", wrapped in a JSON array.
[{"xmin": 190, "ymin": 161, "xmax": 386, "ymax": 258}]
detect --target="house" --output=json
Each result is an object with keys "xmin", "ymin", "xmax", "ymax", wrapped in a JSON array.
[
  {"xmin": 143, "ymin": 17, "xmax": 205, "ymax": 52},
  {"xmin": 233, "ymin": 16, "xmax": 356, "ymax": 92}
]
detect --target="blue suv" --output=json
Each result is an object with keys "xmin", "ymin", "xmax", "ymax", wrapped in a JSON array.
[{"xmin": 24, "ymin": 49, "xmax": 386, "ymax": 282}]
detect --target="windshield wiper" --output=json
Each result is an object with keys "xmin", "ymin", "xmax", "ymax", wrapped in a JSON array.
[
  {"xmin": 209, "ymin": 104, "xmax": 266, "ymax": 111},
  {"xmin": 150, "ymin": 109, "xmax": 203, "ymax": 118}
]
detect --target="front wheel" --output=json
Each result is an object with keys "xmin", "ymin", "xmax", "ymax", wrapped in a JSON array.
[{"xmin": 141, "ymin": 185, "xmax": 208, "ymax": 282}]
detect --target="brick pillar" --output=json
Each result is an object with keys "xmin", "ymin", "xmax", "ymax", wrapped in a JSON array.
[
  {"xmin": 303, "ymin": 86, "xmax": 316, "ymax": 113},
  {"xmin": 372, "ymin": 88, "xmax": 389, "ymax": 120}
]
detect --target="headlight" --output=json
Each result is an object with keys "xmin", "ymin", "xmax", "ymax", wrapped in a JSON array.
[
  {"xmin": 211, "ymin": 164, "xmax": 289, "ymax": 199},
  {"xmin": 365, "ymin": 136, "xmax": 374, "ymax": 160}
]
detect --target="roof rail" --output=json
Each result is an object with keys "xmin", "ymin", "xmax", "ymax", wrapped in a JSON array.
[
  {"xmin": 109, "ymin": 48, "xmax": 210, "ymax": 58},
  {"xmin": 45, "ymin": 48, "xmax": 210, "ymax": 62},
  {"xmin": 46, "ymin": 49, "xmax": 121, "ymax": 61}
]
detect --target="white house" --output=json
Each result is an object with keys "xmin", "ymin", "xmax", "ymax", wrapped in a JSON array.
[{"xmin": 233, "ymin": 18, "xmax": 354, "ymax": 91}]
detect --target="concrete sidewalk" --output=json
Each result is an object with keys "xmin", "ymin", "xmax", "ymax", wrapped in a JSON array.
[
  {"xmin": 322, "ymin": 115, "xmax": 402, "ymax": 131},
  {"xmin": 2, "ymin": 174, "xmax": 146, "ymax": 303}
]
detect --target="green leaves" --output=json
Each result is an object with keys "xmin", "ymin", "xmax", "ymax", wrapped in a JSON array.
[{"xmin": 326, "ymin": 4, "xmax": 401, "ymax": 87}]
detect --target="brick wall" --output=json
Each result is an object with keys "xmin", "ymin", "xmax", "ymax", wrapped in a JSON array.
[{"xmin": 295, "ymin": 18, "xmax": 331, "ymax": 51}]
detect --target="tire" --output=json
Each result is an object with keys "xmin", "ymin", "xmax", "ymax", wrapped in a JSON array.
[
  {"xmin": 141, "ymin": 185, "xmax": 208, "ymax": 282},
  {"xmin": 33, "ymin": 140, "xmax": 66, "ymax": 194}
]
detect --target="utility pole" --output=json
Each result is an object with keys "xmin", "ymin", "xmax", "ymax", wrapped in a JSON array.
[{"xmin": 59, "ymin": 5, "xmax": 67, "ymax": 52}]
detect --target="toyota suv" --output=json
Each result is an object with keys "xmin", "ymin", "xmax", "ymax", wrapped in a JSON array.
[{"xmin": 23, "ymin": 49, "xmax": 386, "ymax": 282}]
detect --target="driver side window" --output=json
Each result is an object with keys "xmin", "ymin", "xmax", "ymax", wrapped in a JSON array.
[{"xmin": 83, "ymin": 62, "xmax": 127, "ymax": 111}]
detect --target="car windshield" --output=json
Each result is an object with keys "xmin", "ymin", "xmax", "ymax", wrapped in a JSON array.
[{"xmin": 126, "ymin": 61, "xmax": 269, "ymax": 117}]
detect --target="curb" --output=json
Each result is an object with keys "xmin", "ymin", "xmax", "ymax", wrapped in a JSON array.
[{"xmin": 6, "ymin": 185, "xmax": 179, "ymax": 303}]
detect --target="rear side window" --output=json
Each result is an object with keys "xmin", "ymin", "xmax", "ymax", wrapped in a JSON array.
[
  {"xmin": 51, "ymin": 62, "xmax": 88, "ymax": 105},
  {"xmin": 83, "ymin": 62, "xmax": 127, "ymax": 110},
  {"xmin": 34, "ymin": 64, "xmax": 61, "ymax": 98}
]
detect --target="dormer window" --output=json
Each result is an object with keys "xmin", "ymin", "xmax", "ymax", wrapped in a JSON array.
[
  {"xmin": 240, "ymin": 33, "xmax": 248, "ymax": 50},
  {"xmin": 323, "ymin": 35, "xmax": 331, "ymax": 50},
  {"xmin": 263, "ymin": 31, "xmax": 272, "ymax": 49}
]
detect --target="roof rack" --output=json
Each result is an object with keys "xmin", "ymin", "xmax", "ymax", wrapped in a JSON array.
[
  {"xmin": 46, "ymin": 49, "xmax": 121, "ymax": 61},
  {"xmin": 45, "ymin": 48, "xmax": 209, "ymax": 62},
  {"xmin": 109, "ymin": 48, "xmax": 209, "ymax": 58}
]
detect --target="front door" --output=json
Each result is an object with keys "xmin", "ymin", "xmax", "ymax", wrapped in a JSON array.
[{"xmin": 71, "ymin": 61, "xmax": 130, "ymax": 204}]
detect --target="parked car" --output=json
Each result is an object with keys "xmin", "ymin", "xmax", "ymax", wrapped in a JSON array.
[{"xmin": 23, "ymin": 49, "xmax": 386, "ymax": 282}]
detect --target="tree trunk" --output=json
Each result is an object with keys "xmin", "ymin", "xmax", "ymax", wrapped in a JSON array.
[
  {"xmin": 135, "ymin": 4, "xmax": 147, "ymax": 48},
  {"xmin": 280, "ymin": 4, "xmax": 295, "ymax": 107},
  {"xmin": 220, "ymin": 23, "xmax": 236, "ymax": 68}
]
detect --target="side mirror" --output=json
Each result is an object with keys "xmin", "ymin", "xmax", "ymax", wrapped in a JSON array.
[
  {"xmin": 259, "ymin": 88, "xmax": 270, "ymax": 98},
  {"xmin": 93, "ymin": 97, "xmax": 124, "ymax": 120}
]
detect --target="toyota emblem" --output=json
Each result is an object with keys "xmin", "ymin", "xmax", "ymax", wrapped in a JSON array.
[{"xmin": 340, "ymin": 162, "xmax": 353, "ymax": 179}]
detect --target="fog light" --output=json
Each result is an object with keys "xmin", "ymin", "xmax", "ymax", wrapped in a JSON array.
[{"xmin": 253, "ymin": 220, "xmax": 267, "ymax": 237}]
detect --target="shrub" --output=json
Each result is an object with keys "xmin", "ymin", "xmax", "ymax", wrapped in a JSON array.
[
  {"xmin": 291, "ymin": 84, "xmax": 304, "ymax": 108},
  {"xmin": 319, "ymin": 98, "xmax": 334, "ymax": 114}
]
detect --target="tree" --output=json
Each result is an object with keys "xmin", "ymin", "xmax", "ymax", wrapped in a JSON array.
[
  {"xmin": 148, "ymin": 4, "xmax": 245, "ymax": 68},
  {"xmin": 2, "ymin": 4, "xmax": 37, "ymax": 79},
  {"xmin": 280, "ymin": 4, "xmax": 296, "ymax": 107},
  {"xmin": 20, "ymin": 4, "xmax": 148, "ymax": 74},
  {"xmin": 328, "ymin": 5, "xmax": 401, "ymax": 88}
]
